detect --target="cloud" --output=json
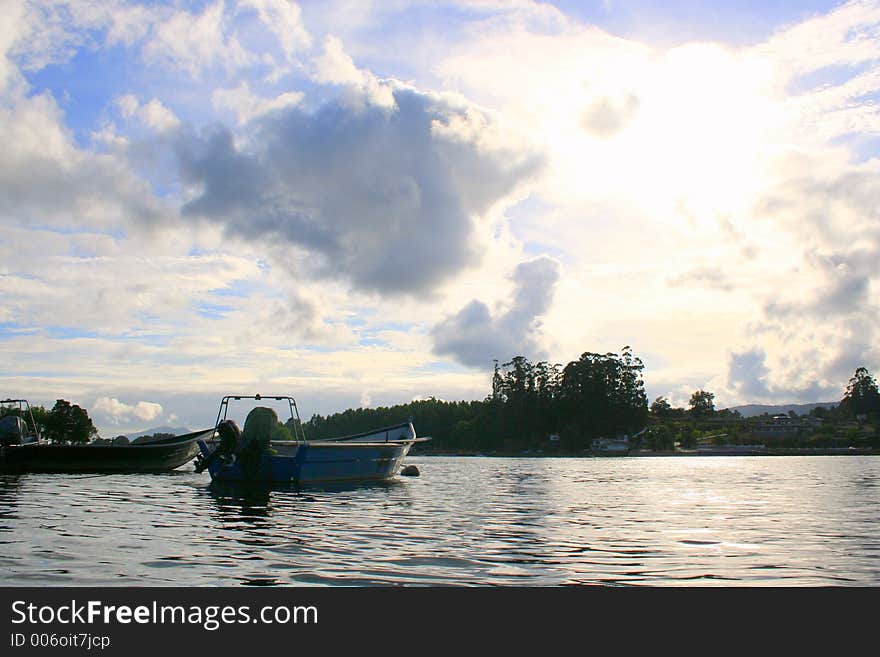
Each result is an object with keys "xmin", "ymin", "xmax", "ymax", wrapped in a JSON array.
[
  {"xmin": 755, "ymin": 0, "xmax": 880, "ymax": 76},
  {"xmin": 92, "ymin": 397, "xmax": 164, "ymax": 425},
  {"xmin": 116, "ymin": 95, "xmax": 180, "ymax": 133},
  {"xmin": 432, "ymin": 256, "xmax": 560, "ymax": 368},
  {"xmin": 2, "ymin": 1, "xmax": 306, "ymax": 84},
  {"xmin": 726, "ymin": 348, "xmax": 841, "ymax": 403},
  {"xmin": 431, "ymin": 1, "xmax": 880, "ymax": 404},
  {"xmin": 142, "ymin": 1, "xmax": 258, "ymax": 77},
  {"xmin": 763, "ymin": 263, "xmax": 871, "ymax": 320},
  {"xmin": 176, "ymin": 82, "xmax": 543, "ymax": 295},
  {"xmin": 727, "ymin": 348, "xmax": 771, "ymax": 398},
  {"xmin": 310, "ymin": 36, "xmax": 395, "ymax": 109},
  {"xmin": 0, "ymin": 91, "xmax": 169, "ymax": 232},
  {"xmin": 238, "ymin": 0, "xmax": 312, "ymax": 60},
  {"xmin": 582, "ymin": 93, "xmax": 640, "ymax": 137},
  {"xmin": 726, "ymin": 248, "xmax": 879, "ymax": 403},
  {"xmin": 4, "ymin": 0, "xmax": 880, "ymax": 415},
  {"xmin": 211, "ymin": 82, "xmax": 304, "ymax": 124},
  {"xmin": 0, "ymin": 250, "xmax": 262, "ymax": 334},
  {"xmin": 731, "ymin": 153, "xmax": 880, "ymax": 401},
  {"xmin": 667, "ymin": 266, "xmax": 735, "ymax": 292}
]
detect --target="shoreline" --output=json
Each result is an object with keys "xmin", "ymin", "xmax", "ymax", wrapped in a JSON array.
[{"xmin": 410, "ymin": 447, "xmax": 880, "ymax": 458}]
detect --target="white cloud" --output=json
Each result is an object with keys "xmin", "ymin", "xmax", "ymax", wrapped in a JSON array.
[
  {"xmin": 754, "ymin": 0, "xmax": 880, "ymax": 75},
  {"xmin": 115, "ymin": 95, "xmax": 180, "ymax": 132},
  {"xmin": 140, "ymin": 99, "xmax": 181, "ymax": 132},
  {"xmin": 212, "ymin": 81, "xmax": 304, "ymax": 124},
  {"xmin": 0, "ymin": 0, "xmax": 27, "ymax": 93},
  {"xmin": 311, "ymin": 36, "xmax": 396, "ymax": 109},
  {"xmin": 0, "ymin": 91, "xmax": 170, "ymax": 234},
  {"xmin": 92, "ymin": 397, "xmax": 164, "ymax": 425},
  {"xmin": 142, "ymin": 1, "xmax": 258, "ymax": 77},
  {"xmin": 238, "ymin": 0, "xmax": 312, "ymax": 59}
]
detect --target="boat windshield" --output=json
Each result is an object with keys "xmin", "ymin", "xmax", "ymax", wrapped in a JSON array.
[
  {"xmin": 0, "ymin": 399, "xmax": 41, "ymax": 445},
  {"xmin": 213, "ymin": 395, "xmax": 307, "ymax": 442}
]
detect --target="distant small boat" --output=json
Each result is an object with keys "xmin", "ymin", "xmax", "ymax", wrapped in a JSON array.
[
  {"xmin": 195, "ymin": 394, "xmax": 429, "ymax": 484},
  {"xmin": 0, "ymin": 398, "xmax": 208, "ymax": 473}
]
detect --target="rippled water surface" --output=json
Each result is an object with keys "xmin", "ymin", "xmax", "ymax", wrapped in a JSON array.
[{"xmin": 1, "ymin": 456, "xmax": 878, "ymax": 586}]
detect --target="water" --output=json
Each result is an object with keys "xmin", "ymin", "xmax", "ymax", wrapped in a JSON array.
[{"xmin": 1, "ymin": 456, "xmax": 878, "ymax": 586}]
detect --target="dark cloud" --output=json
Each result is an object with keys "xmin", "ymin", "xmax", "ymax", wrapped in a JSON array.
[
  {"xmin": 176, "ymin": 84, "xmax": 543, "ymax": 295},
  {"xmin": 763, "ymin": 252, "xmax": 872, "ymax": 319},
  {"xmin": 431, "ymin": 256, "xmax": 560, "ymax": 368},
  {"xmin": 582, "ymin": 93, "xmax": 639, "ymax": 137},
  {"xmin": 728, "ymin": 348, "xmax": 771, "ymax": 398},
  {"xmin": 727, "ymin": 348, "xmax": 839, "ymax": 402},
  {"xmin": 819, "ymin": 316, "xmax": 878, "ymax": 384}
]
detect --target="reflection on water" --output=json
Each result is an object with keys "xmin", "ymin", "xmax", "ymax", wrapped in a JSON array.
[{"xmin": 0, "ymin": 456, "xmax": 878, "ymax": 586}]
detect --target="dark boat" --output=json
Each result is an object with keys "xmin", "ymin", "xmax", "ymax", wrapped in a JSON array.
[{"xmin": 0, "ymin": 399, "xmax": 210, "ymax": 473}]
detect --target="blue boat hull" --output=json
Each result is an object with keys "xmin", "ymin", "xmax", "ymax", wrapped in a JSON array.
[{"xmin": 197, "ymin": 439, "xmax": 414, "ymax": 484}]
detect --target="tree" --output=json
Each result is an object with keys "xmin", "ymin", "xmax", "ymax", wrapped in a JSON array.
[
  {"xmin": 810, "ymin": 406, "xmax": 829, "ymax": 419},
  {"xmin": 559, "ymin": 347, "xmax": 648, "ymax": 446},
  {"xmin": 688, "ymin": 389, "xmax": 715, "ymax": 416},
  {"xmin": 491, "ymin": 360, "xmax": 503, "ymax": 401},
  {"xmin": 271, "ymin": 422, "xmax": 294, "ymax": 441},
  {"xmin": 678, "ymin": 425, "xmax": 697, "ymax": 449},
  {"xmin": 41, "ymin": 399, "xmax": 98, "ymax": 444},
  {"xmin": 650, "ymin": 396, "xmax": 672, "ymax": 418},
  {"xmin": 644, "ymin": 424, "xmax": 674, "ymax": 451},
  {"xmin": 839, "ymin": 367, "xmax": 880, "ymax": 418}
]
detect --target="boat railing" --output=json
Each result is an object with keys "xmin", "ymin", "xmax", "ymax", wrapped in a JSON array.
[
  {"xmin": 0, "ymin": 399, "xmax": 42, "ymax": 444},
  {"xmin": 315, "ymin": 418, "xmax": 417, "ymax": 443},
  {"xmin": 213, "ymin": 394, "xmax": 307, "ymax": 443}
]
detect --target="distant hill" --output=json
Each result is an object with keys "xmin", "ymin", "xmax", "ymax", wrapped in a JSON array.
[
  {"xmin": 126, "ymin": 425, "xmax": 192, "ymax": 439},
  {"xmin": 726, "ymin": 402, "xmax": 837, "ymax": 417}
]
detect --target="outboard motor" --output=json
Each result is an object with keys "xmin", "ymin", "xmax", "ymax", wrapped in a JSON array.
[
  {"xmin": 218, "ymin": 419, "xmax": 241, "ymax": 456},
  {"xmin": 194, "ymin": 419, "xmax": 241, "ymax": 473}
]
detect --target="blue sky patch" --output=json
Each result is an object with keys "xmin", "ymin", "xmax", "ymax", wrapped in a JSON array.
[{"xmin": 195, "ymin": 302, "xmax": 235, "ymax": 320}]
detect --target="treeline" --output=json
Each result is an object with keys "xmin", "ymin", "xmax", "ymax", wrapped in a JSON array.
[
  {"xmin": 303, "ymin": 347, "xmax": 649, "ymax": 452},
  {"xmin": 0, "ymin": 399, "xmax": 97, "ymax": 444},
  {"xmin": 642, "ymin": 366, "xmax": 880, "ymax": 450},
  {"xmin": 303, "ymin": 398, "xmax": 486, "ymax": 446},
  {"xmin": 303, "ymin": 357, "xmax": 880, "ymax": 453},
  {"xmin": 7, "ymin": 364, "xmax": 877, "ymax": 450}
]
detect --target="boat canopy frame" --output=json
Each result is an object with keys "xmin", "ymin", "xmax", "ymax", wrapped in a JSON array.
[
  {"xmin": 0, "ymin": 398, "xmax": 42, "ymax": 443},
  {"xmin": 213, "ymin": 394, "xmax": 307, "ymax": 442}
]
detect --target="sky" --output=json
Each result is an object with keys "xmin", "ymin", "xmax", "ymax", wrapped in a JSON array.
[{"xmin": 1, "ymin": 0, "xmax": 879, "ymax": 436}]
